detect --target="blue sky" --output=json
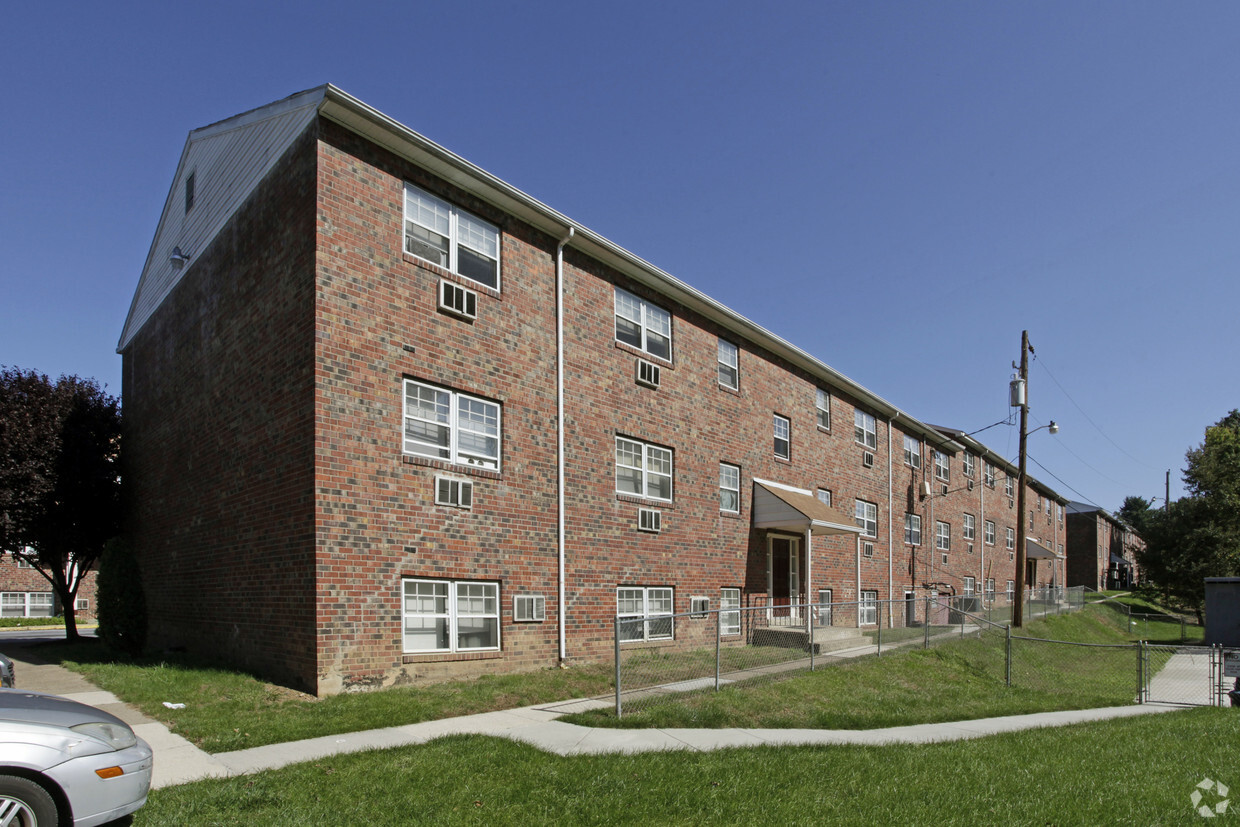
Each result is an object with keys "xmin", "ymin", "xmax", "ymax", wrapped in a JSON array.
[{"xmin": 2, "ymin": 1, "xmax": 1237, "ymax": 513}]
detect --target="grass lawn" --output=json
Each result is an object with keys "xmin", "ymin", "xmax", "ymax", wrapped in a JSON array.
[{"xmin": 134, "ymin": 707, "xmax": 1237, "ymax": 825}]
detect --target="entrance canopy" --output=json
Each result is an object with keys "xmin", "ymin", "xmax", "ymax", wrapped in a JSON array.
[
  {"xmin": 752, "ymin": 480, "xmax": 863, "ymax": 536},
  {"xmin": 1109, "ymin": 553, "xmax": 1132, "ymax": 568},
  {"xmin": 1025, "ymin": 539, "xmax": 1056, "ymax": 560}
]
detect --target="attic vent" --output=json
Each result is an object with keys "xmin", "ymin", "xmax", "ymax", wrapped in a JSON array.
[
  {"xmin": 942, "ymin": 484, "xmax": 949, "ymax": 496},
  {"xmin": 638, "ymin": 507, "xmax": 662, "ymax": 533},
  {"xmin": 185, "ymin": 171, "xmax": 196, "ymax": 213},
  {"xmin": 967, "ymin": 543, "xmax": 975, "ymax": 555},
  {"xmin": 439, "ymin": 280, "xmax": 478, "ymax": 320},
  {"xmin": 514, "ymin": 594, "xmax": 546, "ymax": 622},
  {"xmin": 636, "ymin": 358, "xmax": 661, "ymax": 389},
  {"xmin": 435, "ymin": 476, "xmax": 473, "ymax": 509},
  {"xmin": 862, "ymin": 542, "xmax": 874, "ymax": 558},
  {"xmin": 862, "ymin": 452, "xmax": 875, "ymax": 468}
]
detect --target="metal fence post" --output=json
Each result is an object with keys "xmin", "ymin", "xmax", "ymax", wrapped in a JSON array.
[
  {"xmin": 1181, "ymin": 617, "xmax": 1186, "ymax": 643},
  {"xmin": 876, "ymin": 600, "xmax": 883, "ymax": 656},
  {"xmin": 1136, "ymin": 640, "xmax": 1145, "ymax": 704},
  {"xmin": 715, "ymin": 608, "xmax": 722, "ymax": 691},
  {"xmin": 614, "ymin": 616, "xmax": 622, "ymax": 718},
  {"xmin": 1005, "ymin": 625, "xmax": 1012, "ymax": 687},
  {"xmin": 924, "ymin": 596, "xmax": 931, "ymax": 649},
  {"xmin": 809, "ymin": 602, "xmax": 816, "ymax": 673}
]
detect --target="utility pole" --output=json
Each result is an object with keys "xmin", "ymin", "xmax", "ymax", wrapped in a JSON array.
[
  {"xmin": 1013, "ymin": 331, "xmax": 1030, "ymax": 628},
  {"xmin": 1165, "ymin": 470, "xmax": 1170, "ymax": 513}
]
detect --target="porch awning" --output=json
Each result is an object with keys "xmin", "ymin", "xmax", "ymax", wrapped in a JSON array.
[
  {"xmin": 1025, "ymin": 539, "xmax": 1056, "ymax": 560},
  {"xmin": 752, "ymin": 480, "xmax": 864, "ymax": 536},
  {"xmin": 1109, "ymin": 553, "xmax": 1132, "ymax": 568}
]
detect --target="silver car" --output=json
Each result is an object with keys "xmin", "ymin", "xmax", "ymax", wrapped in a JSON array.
[{"xmin": 1, "ymin": 690, "xmax": 152, "ymax": 826}]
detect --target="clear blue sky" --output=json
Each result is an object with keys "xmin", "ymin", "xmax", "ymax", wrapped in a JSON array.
[{"xmin": 3, "ymin": 1, "xmax": 1236, "ymax": 513}]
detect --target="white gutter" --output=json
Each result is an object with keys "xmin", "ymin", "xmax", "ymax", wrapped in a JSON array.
[{"xmin": 556, "ymin": 226, "xmax": 575, "ymax": 664}]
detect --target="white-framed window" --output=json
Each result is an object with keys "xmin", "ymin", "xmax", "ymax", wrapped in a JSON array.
[
  {"xmin": 404, "ymin": 183, "xmax": 500, "ymax": 290},
  {"xmin": 614, "ymin": 287, "xmax": 671, "ymax": 360},
  {"xmin": 963, "ymin": 577, "xmax": 976, "ymax": 597},
  {"xmin": 1046, "ymin": 499, "xmax": 1052, "ymax": 517},
  {"xmin": 1057, "ymin": 504, "xmax": 1064, "ymax": 523},
  {"xmin": 816, "ymin": 389, "xmax": 831, "ymax": 430},
  {"xmin": 75, "ymin": 598, "xmax": 89, "ymax": 612},
  {"xmin": 855, "ymin": 410, "xmax": 877, "ymax": 449},
  {"xmin": 936, "ymin": 521, "xmax": 951, "ymax": 552},
  {"xmin": 934, "ymin": 451, "xmax": 949, "ymax": 482},
  {"xmin": 817, "ymin": 589, "xmax": 833, "ymax": 626},
  {"xmin": 774, "ymin": 414, "xmax": 790, "ymax": 460},
  {"xmin": 816, "ymin": 488, "xmax": 832, "ymax": 507},
  {"xmin": 904, "ymin": 513, "xmax": 921, "ymax": 546},
  {"xmin": 963, "ymin": 513, "xmax": 976, "ymax": 541},
  {"xmin": 689, "ymin": 596, "xmax": 711, "ymax": 618},
  {"xmin": 720, "ymin": 588, "xmax": 741, "ymax": 636},
  {"xmin": 717, "ymin": 339, "xmax": 738, "ymax": 389},
  {"xmin": 616, "ymin": 437, "xmax": 673, "ymax": 502},
  {"xmin": 985, "ymin": 463, "xmax": 996, "ymax": 489},
  {"xmin": 513, "ymin": 594, "xmax": 546, "ymax": 622},
  {"xmin": 962, "ymin": 453, "xmax": 975, "ymax": 478},
  {"xmin": 617, "ymin": 586, "xmax": 674, "ymax": 642},
  {"xmin": 984, "ymin": 520, "xmax": 996, "ymax": 545},
  {"xmin": 903, "ymin": 435, "xmax": 921, "ymax": 468},
  {"xmin": 719, "ymin": 463, "xmax": 740, "ymax": 513},
  {"xmin": 403, "ymin": 380, "xmax": 501, "ymax": 470},
  {"xmin": 855, "ymin": 499, "xmax": 878, "ymax": 538},
  {"xmin": 860, "ymin": 590, "xmax": 878, "ymax": 625},
  {"xmin": 0, "ymin": 592, "xmax": 54, "ymax": 618},
  {"xmin": 1006, "ymin": 580, "xmax": 1015, "ymax": 602},
  {"xmin": 1005, "ymin": 475, "xmax": 1015, "ymax": 497},
  {"xmin": 402, "ymin": 578, "xmax": 500, "ymax": 653},
  {"xmin": 1058, "ymin": 543, "xmax": 1064, "ymax": 557},
  {"xmin": 1006, "ymin": 527, "xmax": 1016, "ymax": 550},
  {"xmin": 986, "ymin": 579, "xmax": 996, "ymax": 602}
]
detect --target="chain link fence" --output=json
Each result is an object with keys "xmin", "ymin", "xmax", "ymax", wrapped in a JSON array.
[{"xmin": 1082, "ymin": 590, "xmax": 1202, "ymax": 643}]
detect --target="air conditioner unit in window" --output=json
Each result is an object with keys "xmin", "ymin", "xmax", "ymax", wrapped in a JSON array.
[
  {"xmin": 435, "ymin": 476, "xmax": 473, "ymax": 509},
  {"xmin": 438, "ymin": 279, "xmax": 478, "ymax": 320},
  {"xmin": 862, "ymin": 452, "xmax": 875, "ymax": 468},
  {"xmin": 514, "ymin": 594, "xmax": 546, "ymax": 622},
  {"xmin": 862, "ymin": 542, "xmax": 874, "ymax": 558},
  {"xmin": 635, "ymin": 358, "xmax": 661, "ymax": 389},
  {"xmin": 638, "ymin": 507, "xmax": 661, "ymax": 533}
]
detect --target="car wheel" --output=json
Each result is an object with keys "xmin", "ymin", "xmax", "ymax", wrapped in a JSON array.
[{"xmin": 0, "ymin": 775, "xmax": 59, "ymax": 827}]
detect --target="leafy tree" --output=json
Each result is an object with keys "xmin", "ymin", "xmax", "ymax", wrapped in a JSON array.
[
  {"xmin": 0, "ymin": 367, "xmax": 122, "ymax": 640},
  {"xmin": 96, "ymin": 536, "xmax": 146, "ymax": 656},
  {"xmin": 1127, "ymin": 411, "xmax": 1240, "ymax": 619}
]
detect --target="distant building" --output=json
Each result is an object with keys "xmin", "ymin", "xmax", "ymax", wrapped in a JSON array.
[
  {"xmin": 1065, "ymin": 503, "xmax": 1143, "ymax": 590},
  {"xmin": 1, "ymin": 548, "xmax": 96, "ymax": 620}
]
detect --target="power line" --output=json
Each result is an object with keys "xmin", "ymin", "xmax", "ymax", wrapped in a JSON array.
[{"xmin": 1026, "ymin": 454, "xmax": 1104, "ymax": 510}]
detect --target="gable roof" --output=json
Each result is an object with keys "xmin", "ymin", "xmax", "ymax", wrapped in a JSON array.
[{"xmin": 119, "ymin": 85, "xmax": 962, "ymax": 455}]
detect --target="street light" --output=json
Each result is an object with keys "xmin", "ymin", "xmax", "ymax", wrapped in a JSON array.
[{"xmin": 1011, "ymin": 330, "xmax": 1059, "ymax": 628}]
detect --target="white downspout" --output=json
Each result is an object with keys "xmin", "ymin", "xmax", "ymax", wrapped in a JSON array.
[
  {"xmin": 556, "ymin": 226, "xmax": 575, "ymax": 664},
  {"xmin": 886, "ymin": 415, "xmax": 894, "ymax": 626},
  {"xmin": 805, "ymin": 527, "xmax": 813, "ymax": 632}
]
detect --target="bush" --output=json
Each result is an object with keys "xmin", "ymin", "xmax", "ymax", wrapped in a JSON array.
[{"xmin": 96, "ymin": 536, "xmax": 147, "ymax": 656}]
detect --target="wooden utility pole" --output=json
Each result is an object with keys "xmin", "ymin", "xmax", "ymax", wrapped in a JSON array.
[{"xmin": 1013, "ymin": 330, "xmax": 1030, "ymax": 628}]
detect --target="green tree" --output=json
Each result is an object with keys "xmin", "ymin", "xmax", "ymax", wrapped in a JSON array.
[
  {"xmin": 0, "ymin": 367, "xmax": 122, "ymax": 640},
  {"xmin": 95, "ymin": 536, "xmax": 146, "ymax": 656}
]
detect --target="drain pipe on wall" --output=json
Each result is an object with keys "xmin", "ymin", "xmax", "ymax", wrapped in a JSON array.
[
  {"xmin": 887, "ymin": 414, "xmax": 895, "ymax": 626},
  {"xmin": 556, "ymin": 226, "xmax": 575, "ymax": 665}
]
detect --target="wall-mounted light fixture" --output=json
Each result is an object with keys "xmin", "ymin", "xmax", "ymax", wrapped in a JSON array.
[{"xmin": 169, "ymin": 246, "xmax": 191, "ymax": 269}]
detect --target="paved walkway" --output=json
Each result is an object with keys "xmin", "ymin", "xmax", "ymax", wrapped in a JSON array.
[{"xmin": 0, "ymin": 628, "xmax": 1198, "ymax": 790}]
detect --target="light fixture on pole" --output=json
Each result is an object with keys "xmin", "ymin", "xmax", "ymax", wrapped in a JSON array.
[{"xmin": 1011, "ymin": 330, "xmax": 1058, "ymax": 628}]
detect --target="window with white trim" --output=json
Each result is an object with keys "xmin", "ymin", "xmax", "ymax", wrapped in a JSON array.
[
  {"xmin": 934, "ymin": 451, "xmax": 949, "ymax": 482},
  {"xmin": 984, "ymin": 520, "xmax": 996, "ymax": 545},
  {"xmin": 816, "ymin": 488, "xmax": 832, "ymax": 507},
  {"xmin": 402, "ymin": 578, "xmax": 500, "ymax": 653},
  {"xmin": 904, "ymin": 513, "xmax": 921, "ymax": 545},
  {"xmin": 1057, "ymin": 504, "xmax": 1064, "ymax": 523},
  {"xmin": 1006, "ymin": 580, "xmax": 1015, "ymax": 602},
  {"xmin": 903, "ymin": 435, "xmax": 921, "ymax": 468},
  {"xmin": 617, "ymin": 586, "xmax": 674, "ymax": 642},
  {"xmin": 0, "ymin": 592, "xmax": 54, "ymax": 618},
  {"xmin": 936, "ymin": 521, "xmax": 951, "ymax": 551},
  {"xmin": 986, "ymin": 578, "xmax": 996, "ymax": 601},
  {"xmin": 962, "ymin": 453, "xmax": 975, "ymax": 477},
  {"xmin": 616, "ymin": 437, "xmax": 673, "ymax": 502},
  {"xmin": 720, "ymin": 588, "xmax": 741, "ymax": 637},
  {"xmin": 860, "ymin": 590, "xmax": 878, "ymax": 625},
  {"xmin": 963, "ymin": 577, "xmax": 975, "ymax": 597},
  {"xmin": 1005, "ymin": 475, "xmax": 1015, "ymax": 497},
  {"xmin": 985, "ymin": 462, "xmax": 996, "ymax": 488},
  {"xmin": 403, "ymin": 380, "xmax": 501, "ymax": 470},
  {"xmin": 773, "ymin": 414, "xmax": 790, "ymax": 460},
  {"xmin": 717, "ymin": 339, "xmax": 738, "ymax": 389},
  {"xmin": 719, "ymin": 463, "xmax": 740, "ymax": 513},
  {"xmin": 963, "ymin": 513, "xmax": 976, "ymax": 541},
  {"xmin": 855, "ymin": 410, "xmax": 877, "ymax": 449},
  {"xmin": 404, "ymin": 183, "xmax": 500, "ymax": 290},
  {"xmin": 816, "ymin": 389, "xmax": 831, "ymax": 430},
  {"xmin": 614, "ymin": 287, "xmax": 671, "ymax": 360},
  {"xmin": 1006, "ymin": 527, "xmax": 1016, "ymax": 550},
  {"xmin": 855, "ymin": 499, "xmax": 878, "ymax": 538}
]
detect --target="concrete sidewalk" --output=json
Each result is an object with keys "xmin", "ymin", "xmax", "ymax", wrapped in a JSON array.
[{"xmin": 0, "ymin": 629, "xmax": 1192, "ymax": 790}]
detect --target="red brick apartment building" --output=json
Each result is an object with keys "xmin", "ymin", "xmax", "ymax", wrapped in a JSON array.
[
  {"xmin": 1, "ymin": 550, "xmax": 97, "ymax": 621},
  {"xmin": 118, "ymin": 86, "xmax": 1066, "ymax": 695},
  {"xmin": 1066, "ymin": 503, "xmax": 1143, "ymax": 590}
]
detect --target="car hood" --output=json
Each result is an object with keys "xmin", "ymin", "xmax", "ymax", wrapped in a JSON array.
[{"xmin": 0, "ymin": 690, "xmax": 131, "ymax": 730}]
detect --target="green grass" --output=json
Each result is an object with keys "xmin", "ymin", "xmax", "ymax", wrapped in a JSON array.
[
  {"xmin": 34, "ymin": 641, "xmax": 612, "ymax": 753},
  {"xmin": 133, "ymin": 707, "xmax": 1237, "ymax": 825},
  {"xmin": 564, "ymin": 605, "xmax": 1163, "ymax": 730}
]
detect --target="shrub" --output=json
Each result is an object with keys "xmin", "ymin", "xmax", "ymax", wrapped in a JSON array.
[{"xmin": 96, "ymin": 536, "xmax": 147, "ymax": 656}]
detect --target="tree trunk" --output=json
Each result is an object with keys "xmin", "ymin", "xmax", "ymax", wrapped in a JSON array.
[{"xmin": 53, "ymin": 583, "xmax": 79, "ymax": 642}]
